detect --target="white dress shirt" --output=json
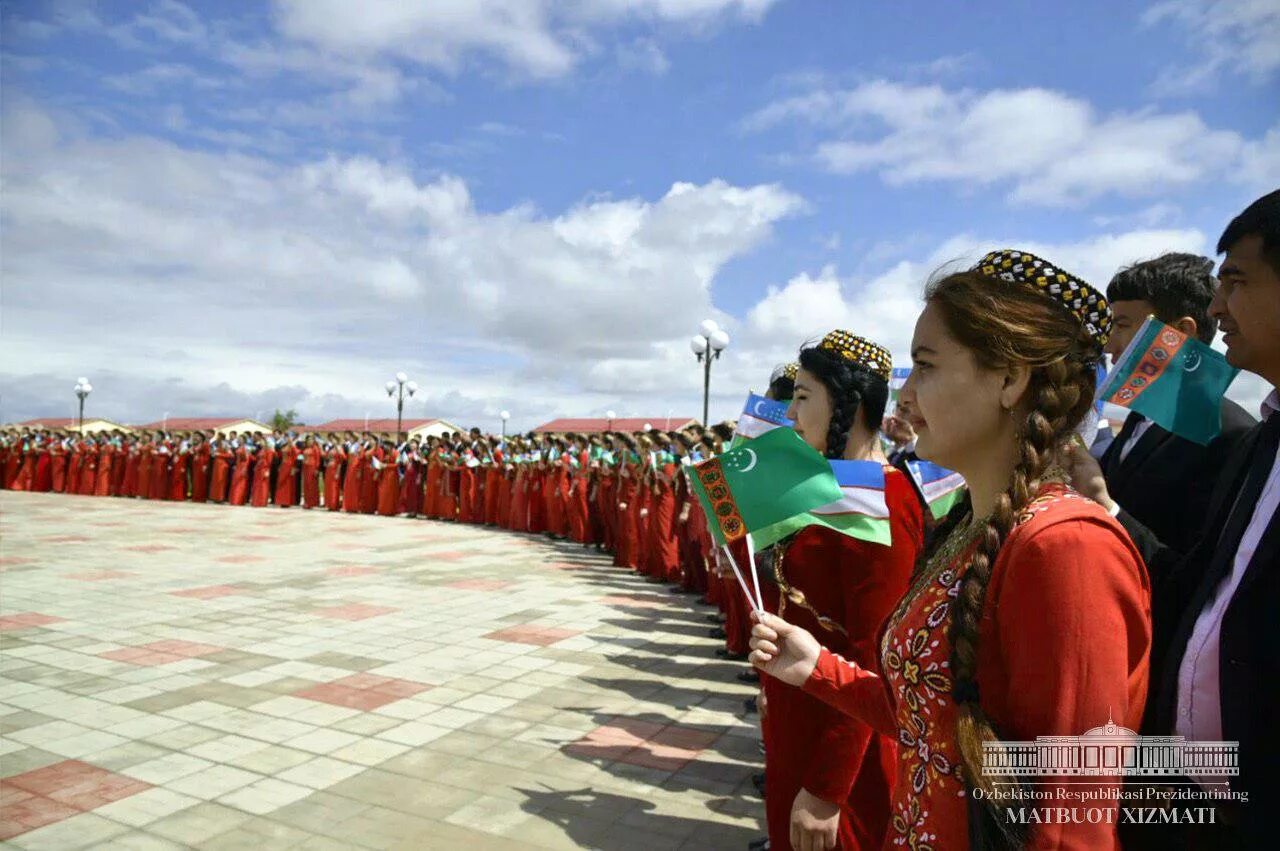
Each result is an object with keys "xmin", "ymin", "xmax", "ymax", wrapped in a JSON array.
[{"xmin": 1175, "ymin": 389, "xmax": 1280, "ymax": 758}]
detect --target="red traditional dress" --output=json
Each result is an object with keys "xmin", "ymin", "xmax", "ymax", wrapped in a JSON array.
[
  {"xmin": 275, "ymin": 444, "xmax": 299, "ymax": 508},
  {"xmin": 77, "ymin": 443, "xmax": 98, "ymax": 496},
  {"xmin": 760, "ymin": 467, "xmax": 922, "ymax": 851},
  {"xmin": 128, "ymin": 444, "xmax": 148, "ymax": 498},
  {"xmin": 50, "ymin": 441, "xmax": 69, "ymax": 493},
  {"xmin": 228, "ymin": 446, "xmax": 251, "ymax": 506},
  {"xmin": 15, "ymin": 441, "xmax": 38, "ymax": 491},
  {"xmin": 190, "ymin": 442, "xmax": 211, "ymax": 503},
  {"xmin": 2, "ymin": 442, "xmax": 21, "ymax": 489},
  {"xmin": 525, "ymin": 466, "xmax": 546, "ymax": 533},
  {"xmin": 209, "ymin": 444, "xmax": 232, "ymax": 502},
  {"xmin": 302, "ymin": 445, "xmax": 323, "ymax": 509},
  {"xmin": 496, "ymin": 464, "xmax": 513, "ymax": 529},
  {"xmin": 93, "ymin": 443, "xmax": 113, "ymax": 496},
  {"xmin": 149, "ymin": 445, "xmax": 170, "ymax": 500},
  {"xmin": 342, "ymin": 445, "xmax": 363, "ymax": 514},
  {"xmin": 646, "ymin": 458, "xmax": 681, "ymax": 581},
  {"xmin": 250, "ymin": 447, "xmax": 275, "ymax": 507},
  {"xmin": 799, "ymin": 484, "xmax": 1151, "ymax": 850},
  {"xmin": 398, "ymin": 450, "xmax": 422, "ymax": 516},
  {"xmin": 376, "ymin": 451, "xmax": 400, "ymax": 517},
  {"xmin": 323, "ymin": 445, "xmax": 345, "ymax": 511},
  {"xmin": 168, "ymin": 444, "xmax": 189, "ymax": 501},
  {"xmin": 33, "ymin": 441, "xmax": 53, "ymax": 492},
  {"xmin": 359, "ymin": 448, "xmax": 379, "ymax": 514},
  {"xmin": 111, "ymin": 443, "xmax": 128, "ymax": 495}
]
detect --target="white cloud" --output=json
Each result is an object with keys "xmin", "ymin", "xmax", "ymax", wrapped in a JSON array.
[
  {"xmin": 1144, "ymin": 0, "xmax": 1280, "ymax": 93},
  {"xmin": 0, "ymin": 99, "xmax": 801, "ymax": 429},
  {"xmin": 270, "ymin": 0, "xmax": 779, "ymax": 79},
  {"xmin": 745, "ymin": 79, "xmax": 1279, "ymax": 205}
]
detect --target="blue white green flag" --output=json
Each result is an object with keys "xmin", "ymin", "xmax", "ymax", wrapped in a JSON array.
[
  {"xmin": 752, "ymin": 459, "xmax": 893, "ymax": 548},
  {"xmin": 732, "ymin": 393, "xmax": 794, "ymax": 448},
  {"xmin": 906, "ymin": 459, "xmax": 967, "ymax": 519}
]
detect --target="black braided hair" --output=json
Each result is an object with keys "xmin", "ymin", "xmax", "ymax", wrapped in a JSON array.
[{"xmin": 797, "ymin": 345, "xmax": 889, "ymax": 460}]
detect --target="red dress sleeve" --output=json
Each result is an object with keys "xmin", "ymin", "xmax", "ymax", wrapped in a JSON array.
[
  {"xmin": 803, "ymin": 647, "xmax": 897, "ymax": 736},
  {"xmin": 984, "ymin": 509, "xmax": 1151, "ymax": 851}
]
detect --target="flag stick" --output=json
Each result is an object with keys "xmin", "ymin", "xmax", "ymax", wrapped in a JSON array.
[
  {"xmin": 722, "ymin": 545, "xmax": 761, "ymax": 613},
  {"xmin": 745, "ymin": 532, "xmax": 764, "ymax": 613}
]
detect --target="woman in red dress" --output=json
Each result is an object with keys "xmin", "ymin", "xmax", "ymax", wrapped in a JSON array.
[
  {"xmin": 398, "ymin": 438, "xmax": 423, "ymax": 517},
  {"xmin": 525, "ymin": 447, "xmax": 546, "ymax": 533},
  {"xmin": 168, "ymin": 437, "xmax": 190, "ymax": 501},
  {"xmin": 32, "ymin": 436, "xmax": 53, "ymax": 492},
  {"xmin": 93, "ymin": 438, "xmax": 113, "ymax": 496},
  {"xmin": 301, "ymin": 435, "xmax": 323, "ymax": 509},
  {"xmin": 750, "ymin": 252, "xmax": 1150, "ymax": 851},
  {"xmin": 131, "ymin": 436, "xmax": 151, "ymax": 498},
  {"xmin": 228, "ymin": 437, "xmax": 251, "ymax": 506},
  {"xmin": 209, "ymin": 436, "xmax": 232, "ymax": 502},
  {"xmin": 77, "ymin": 437, "xmax": 98, "ymax": 495},
  {"xmin": 359, "ymin": 441, "xmax": 379, "ymax": 514},
  {"xmin": 375, "ymin": 439, "xmax": 400, "ymax": 516},
  {"xmin": 14, "ymin": 435, "xmax": 39, "ymax": 491},
  {"xmin": 341, "ymin": 438, "xmax": 363, "ymax": 513},
  {"xmin": 422, "ymin": 439, "xmax": 442, "ymax": 519},
  {"xmin": 645, "ymin": 437, "xmax": 681, "ymax": 581},
  {"xmin": 149, "ymin": 435, "xmax": 170, "ymax": 500},
  {"xmin": 190, "ymin": 433, "xmax": 212, "ymax": 503},
  {"xmin": 250, "ymin": 442, "xmax": 275, "ymax": 507},
  {"xmin": 50, "ymin": 435, "xmax": 69, "ymax": 493},
  {"xmin": 323, "ymin": 435, "xmax": 345, "ymax": 511},
  {"xmin": 274, "ymin": 438, "xmax": 300, "ymax": 508},
  {"xmin": 2, "ymin": 434, "xmax": 22, "ymax": 489}
]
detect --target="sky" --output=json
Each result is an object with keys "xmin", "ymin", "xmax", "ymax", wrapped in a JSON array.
[{"xmin": 1, "ymin": 0, "xmax": 1277, "ymax": 432}]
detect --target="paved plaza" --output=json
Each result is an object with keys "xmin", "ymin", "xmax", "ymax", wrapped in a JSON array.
[{"xmin": 0, "ymin": 491, "xmax": 763, "ymax": 850}]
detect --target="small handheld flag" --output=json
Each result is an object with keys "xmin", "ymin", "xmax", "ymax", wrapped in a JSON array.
[
  {"xmin": 1097, "ymin": 316, "xmax": 1239, "ymax": 446},
  {"xmin": 688, "ymin": 427, "xmax": 841, "ymax": 546},
  {"xmin": 906, "ymin": 459, "xmax": 967, "ymax": 520},
  {"xmin": 732, "ymin": 393, "xmax": 794, "ymax": 446},
  {"xmin": 753, "ymin": 459, "xmax": 894, "ymax": 548}
]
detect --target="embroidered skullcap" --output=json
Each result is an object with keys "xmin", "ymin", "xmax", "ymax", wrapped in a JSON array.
[
  {"xmin": 974, "ymin": 250, "xmax": 1112, "ymax": 350},
  {"xmin": 816, "ymin": 331, "xmax": 892, "ymax": 382},
  {"xmin": 769, "ymin": 362, "xmax": 799, "ymax": 384}
]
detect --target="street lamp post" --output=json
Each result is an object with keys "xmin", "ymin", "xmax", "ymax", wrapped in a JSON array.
[
  {"xmin": 385, "ymin": 372, "xmax": 417, "ymax": 439},
  {"xmin": 606, "ymin": 410, "xmax": 616, "ymax": 432},
  {"xmin": 689, "ymin": 319, "xmax": 730, "ymax": 427},
  {"xmin": 500, "ymin": 410, "xmax": 510, "ymax": 440},
  {"xmin": 74, "ymin": 378, "xmax": 92, "ymax": 433}
]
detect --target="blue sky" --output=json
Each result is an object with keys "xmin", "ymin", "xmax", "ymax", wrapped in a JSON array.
[{"xmin": 2, "ymin": 0, "xmax": 1276, "ymax": 430}]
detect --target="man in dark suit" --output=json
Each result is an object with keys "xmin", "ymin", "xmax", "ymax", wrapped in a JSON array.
[
  {"xmin": 1071, "ymin": 191, "xmax": 1280, "ymax": 849},
  {"xmin": 1097, "ymin": 252, "xmax": 1255, "ymax": 558}
]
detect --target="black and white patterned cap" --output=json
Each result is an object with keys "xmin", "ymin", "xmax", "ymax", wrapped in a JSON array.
[{"xmin": 975, "ymin": 249, "xmax": 1112, "ymax": 350}]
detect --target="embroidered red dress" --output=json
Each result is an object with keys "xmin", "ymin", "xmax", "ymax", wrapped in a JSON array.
[
  {"xmin": 761, "ymin": 467, "xmax": 923, "ymax": 851},
  {"xmin": 799, "ymin": 484, "xmax": 1151, "ymax": 850}
]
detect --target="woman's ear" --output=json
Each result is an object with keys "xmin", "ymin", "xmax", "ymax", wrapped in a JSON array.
[{"xmin": 998, "ymin": 363, "xmax": 1033, "ymax": 413}]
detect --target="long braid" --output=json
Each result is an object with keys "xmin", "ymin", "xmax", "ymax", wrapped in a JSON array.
[
  {"xmin": 823, "ymin": 383, "xmax": 860, "ymax": 460},
  {"xmin": 947, "ymin": 357, "xmax": 1090, "ymax": 848}
]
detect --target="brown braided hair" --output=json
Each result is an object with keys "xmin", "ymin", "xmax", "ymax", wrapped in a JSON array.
[{"xmin": 924, "ymin": 269, "xmax": 1099, "ymax": 848}]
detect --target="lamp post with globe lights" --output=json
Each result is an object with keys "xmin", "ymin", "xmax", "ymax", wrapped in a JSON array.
[
  {"xmin": 690, "ymin": 319, "xmax": 729, "ymax": 427},
  {"xmin": 500, "ymin": 410, "xmax": 510, "ymax": 440},
  {"xmin": 385, "ymin": 372, "xmax": 417, "ymax": 439},
  {"xmin": 74, "ymin": 378, "xmax": 92, "ymax": 433}
]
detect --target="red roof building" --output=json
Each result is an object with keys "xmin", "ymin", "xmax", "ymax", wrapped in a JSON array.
[
  {"xmin": 133, "ymin": 418, "xmax": 269, "ymax": 431},
  {"xmin": 533, "ymin": 417, "xmax": 698, "ymax": 434},
  {"xmin": 306, "ymin": 418, "xmax": 463, "ymax": 437}
]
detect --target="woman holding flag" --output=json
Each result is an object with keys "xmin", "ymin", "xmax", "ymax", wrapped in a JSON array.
[
  {"xmin": 749, "ymin": 251, "xmax": 1150, "ymax": 850},
  {"xmin": 757, "ymin": 331, "xmax": 923, "ymax": 851}
]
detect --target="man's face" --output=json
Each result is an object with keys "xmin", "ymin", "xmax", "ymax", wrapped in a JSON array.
[
  {"xmin": 1105, "ymin": 299, "xmax": 1159, "ymax": 364},
  {"xmin": 1211, "ymin": 234, "xmax": 1280, "ymax": 382}
]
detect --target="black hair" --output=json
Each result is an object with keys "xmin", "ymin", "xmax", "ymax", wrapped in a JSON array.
[
  {"xmin": 1106, "ymin": 253, "xmax": 1218, "ymax": 343},
  {"xmin": 797, "ymin": 345, "xmax": 890, "ymax": 460},
  {"xmin": 1218, "ymin": 189, "xmax": 1280, "ymax": 274},
  {"xmin": 709, "ymin": 422, "xmax": 735, "ymax": 442},
  {"xmin": 767, "ymin": 374, "xmax": 795, "ymax": 401}
]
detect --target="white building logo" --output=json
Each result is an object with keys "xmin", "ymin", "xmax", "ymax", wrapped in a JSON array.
[{"xmin": 982, "ymin": 717, "xmax": 1239, "ymax": 778}]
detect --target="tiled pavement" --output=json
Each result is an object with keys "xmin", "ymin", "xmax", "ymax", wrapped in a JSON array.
[{"xmin": 0, "ymin": 492, "xmax": 763, "ymax": 850}]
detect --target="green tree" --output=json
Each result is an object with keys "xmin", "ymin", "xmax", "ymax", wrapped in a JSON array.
[{"xmin": 271, "ymin": 408, "xmax": 300, "ymax": 431}]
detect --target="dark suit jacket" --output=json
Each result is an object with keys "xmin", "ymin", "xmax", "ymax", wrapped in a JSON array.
[
  {"xmin": 1103, "ymin": 399, "xmax": 1254, "ymax": 561},
  {"xmin": 1118, "ymin": 409, "xmax": 1277, "ymax": 850}
]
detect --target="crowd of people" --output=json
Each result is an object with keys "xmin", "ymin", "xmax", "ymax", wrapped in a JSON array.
[{"xmin": 4, "ymin": 190, "xmax": 1276, "ymax": 850}]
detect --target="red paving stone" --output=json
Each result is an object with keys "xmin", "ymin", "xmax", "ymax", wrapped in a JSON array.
[
  {"xmin": 66, "ymin": 570, "xmax": 135, "ymax": 581},
  {"xmin": 425, "ymin": 551, "xmax": 469, "ymax": 561},
  {"xmin": 0, "ymin": 760, "xmax": 150, "ymax": 839},
  {"xmin": 292, "ymin": 674, "xmax": 431, "ymax": 711},
  {"xmin": 314, "ymin": 603, "xmax": 399, "ymax": 621},
  {"xmin": 326, "ymin": 566, "xmax": 381, "ymax": 577},
  {"xmin": 599, "ymin": 594, "xmax": 664, "ymax": 609},
  {"xmin": 141, "ymin": 640, "xmax": 223, "ymax": 657},
  {"xmin": 446, "ymin": 578, "xmax": 514, "ymax": 591},
  {"xmin": 564, "ymin": 721, "xmax": 719, "ymax": 772},
  {"xmin": 0, "ymin": 613, "xmax": 67, "ymax": 632},
  {"xmin": 170, "ymin": 584, "xmax": 247, "ymax": 599},
  {"xmin": 243, "ymin": 534, "xmax": 281, "ymax": 542},
  {"xmin": 41, "ymin": 535, "xmax": 91, "ymax": 543},
  {"xmin": 547, "ymin": 561, "xmax": 586, "ymax": 571},
  {"xmin": 98, "ymin": 640, "xmax": 223, "ymax": 666},
  {"xmin": 123, "ymin": 544, "xmax": 176, "ymax": 553},
  {"xmin": 0, "ymin": 556, "xmax": 36, "ymax": 568},
  {"xmin": 483, "ymin": 625, "xmax": 581, "ymax": 646},
  {"xmin": 215, "ymin": 554, "xmax": 266, "ymax": 564}
]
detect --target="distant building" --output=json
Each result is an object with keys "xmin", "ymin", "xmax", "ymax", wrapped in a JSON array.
[
  {"xmin": 306, "ymin": 418, "xmax": 462, "ymax": 439},
  {"xmin": 533, "ymin": 417, "xmax": 698, "ymax": 434},
  {"xmin": 13, "ymin": 418, "xmax": 135, "ymax": 435},
  {"xmin": 133, "ymin": 418, "xmax": 271, "ymax": 436}
]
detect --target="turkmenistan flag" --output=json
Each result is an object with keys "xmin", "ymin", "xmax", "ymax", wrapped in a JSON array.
[
  {"xmin": 689, "ymin": 426, "xmax": 841, "ymax": 546},
  {"xmin": 731, "ymin": 393, "xmax": 794, "ymax": 447},
  {"xmin": 1098, "ymin": 316, "xmax": 1239, "ymax": 446},
  {"xmin": 753, "ymin": 459, "xmax": 893, "ymax": 549},
  {"xmin": 906, "ymin": 459, "xmax": 967, "ymax": 519}
]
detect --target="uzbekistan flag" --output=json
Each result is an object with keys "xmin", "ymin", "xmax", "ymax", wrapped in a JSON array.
[
  {"xmin": 732, "ymin": 393, "xmax": 794, "ymax": 446},
  {"xmin": 888, "ymin": 367, "xmax": 911, "ymax": 403},
  {"xmin": 753, "ymin": 459, "xmax": 894, "ymax": 548},
  {"xmin": 689, "ymin": 427, "xmax": 841, "ymax": 546},
  {"xmin": 1097, "ymin": 316, "xmax": 1239, "ymax": 446},
  {"xmin": 907, "ymin": 459, "xmax": 967, "ymax": 520}
]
